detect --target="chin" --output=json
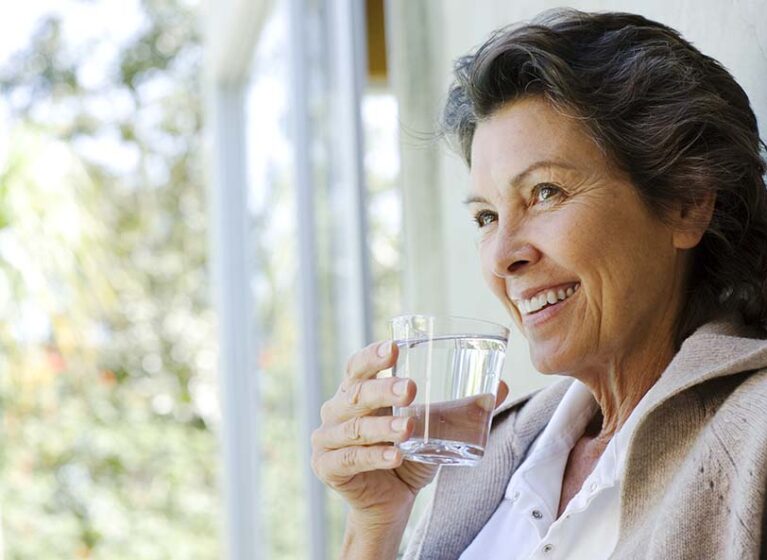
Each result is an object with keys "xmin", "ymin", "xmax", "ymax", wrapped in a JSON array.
[
  {"xmin": 529, "ymin": 343, "xmax": 572, "ymax": 375},
  {"xmin": 531, "ymin": 359, "xmax": 564, "ymax": 375}
]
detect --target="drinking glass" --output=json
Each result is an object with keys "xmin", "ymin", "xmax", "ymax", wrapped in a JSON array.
[{"xmin": 390, "ymin": 314, "xmax": 509, "ymax": 466}]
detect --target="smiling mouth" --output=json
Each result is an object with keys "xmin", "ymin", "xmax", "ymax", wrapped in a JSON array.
[{"xmin": 514, "ymin": 283, "xmax": 580, "ymax": 315}]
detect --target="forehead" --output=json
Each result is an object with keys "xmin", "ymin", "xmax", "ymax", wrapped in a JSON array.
[{"xmin": 469, "ymin": 97, "xmax": 605, "ymax": 188}]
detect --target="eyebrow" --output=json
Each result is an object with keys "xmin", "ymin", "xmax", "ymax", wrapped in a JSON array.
[{"xmin": 462, "ymin": 160, "xmax": 577, "ymax": 205}]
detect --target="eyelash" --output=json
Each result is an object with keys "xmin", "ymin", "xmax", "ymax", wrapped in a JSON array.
[
  {"xmin": 472, "ymin": 210, "xmax": 497, "ymax": 228},
  {"xmin": 532, "ymin": 183, "xmax": 563, "ymax": 204},
  {"xmin": 471, "ymin": 184, "xmax": 564, "ymax": 229}
]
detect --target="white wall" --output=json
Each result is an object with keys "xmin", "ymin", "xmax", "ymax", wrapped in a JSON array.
[{"xmin": 390, "ymin": 0, "xmax": 767, "ymax": 399}]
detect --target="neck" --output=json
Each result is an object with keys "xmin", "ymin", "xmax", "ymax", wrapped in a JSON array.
[{"xmin": 578, "ymin": 326, "xmax": 677, "ymax": 444}]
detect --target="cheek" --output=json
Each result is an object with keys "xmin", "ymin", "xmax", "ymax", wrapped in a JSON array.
[{"xmin": 550, "ymin": 201, "xmax": 676, "ymax": 325}]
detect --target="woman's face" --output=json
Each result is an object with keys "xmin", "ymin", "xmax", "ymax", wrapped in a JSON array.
[{"xmin": 468, "ymin": 97, "xmax": 691, "ymax": 375}]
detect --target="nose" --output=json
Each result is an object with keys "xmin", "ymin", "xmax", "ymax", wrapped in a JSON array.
[{"xmin": 490, "ymin": 227, "xmax": 542, "ymax": 277}]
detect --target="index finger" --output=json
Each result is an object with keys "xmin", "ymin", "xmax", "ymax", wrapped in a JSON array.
[{"xmin": 345, "ymin": 340, "xmax": 399, "ymax": 381}]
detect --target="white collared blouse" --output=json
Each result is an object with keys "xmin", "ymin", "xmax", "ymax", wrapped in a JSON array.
[{"xmin": 460, "ymin": 380, "xmax": 645, "ymax": 560}]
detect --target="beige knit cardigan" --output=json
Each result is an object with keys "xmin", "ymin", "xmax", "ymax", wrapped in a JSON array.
[{"xmin": 403, "ymin": 317, "xmax": 767, "ymax": 559}]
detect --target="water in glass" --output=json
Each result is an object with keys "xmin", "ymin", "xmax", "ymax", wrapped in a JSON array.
[{"xmin": 393, "ymin": 334, "xmax": 505, "ymax": 466}]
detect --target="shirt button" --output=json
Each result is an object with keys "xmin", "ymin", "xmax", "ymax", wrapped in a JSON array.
[
  {"xmin": 543, "ymin": 544, "xmax": 554, "ymax": 553},
  {"xmin": 589, "ymin": 482, "xmax": 598, "ymax": 492},
  {"xmin": 511, "ymin": 491, "xmax": 520, "ymax": 502},
  {"xmin": 531, "ymin": 509, "xmax": 543, "ymax": 520}
]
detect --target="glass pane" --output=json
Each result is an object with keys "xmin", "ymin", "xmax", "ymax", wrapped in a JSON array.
[
  {"xmin": 363, "ymin": 92, "xmax": 402, "ymax": 339},
  {"xmin": 245, "ymin": 2, "xmax": 403, "ymax": 558},
  {"xmin": 245, "ymin": 2, "xmax": 305, "ymax": 558}
]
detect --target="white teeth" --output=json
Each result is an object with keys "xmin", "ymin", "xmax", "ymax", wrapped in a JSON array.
[
  {"xmin": 546, "ymin": 291, "xmax": 557, "ymax": 305},
  {"xmin": 516, "ymin": 283, "xmax": 580, "ymax": 316}
]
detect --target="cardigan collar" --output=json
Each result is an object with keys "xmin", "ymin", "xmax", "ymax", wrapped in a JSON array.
[{"xmin": 635, "ymin": 315, "xmax": 767, "ymax": 419}]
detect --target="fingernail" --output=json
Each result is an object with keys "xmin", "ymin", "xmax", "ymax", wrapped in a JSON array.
[
  {"xmin": 391, "ymin": 417, "xmax": 409, "ymax": 432},
  {"xmin": 377, "ymin": 341, "xmax": 392, "ymax": 358},
  {"xmin": 393, "ymin": 380, "xmax": 409, "ymax": 396},
  {"xmin": 383, "ymin": 448, "xmax": 398, "ymax": 461}
]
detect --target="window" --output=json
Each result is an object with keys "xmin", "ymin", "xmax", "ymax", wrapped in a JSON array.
[{"xmin": 211, "ymin": 0, "xmax": 401, "ymax": 557}]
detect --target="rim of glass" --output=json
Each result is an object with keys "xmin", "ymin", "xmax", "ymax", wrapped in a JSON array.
[{"xmin": 390, "ymin": 313, "xmax": 510, "ymax": 337}]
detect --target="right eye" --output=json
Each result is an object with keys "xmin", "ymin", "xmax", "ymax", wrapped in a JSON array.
[{"xmin": 473, "ymin": 210, "xmax": 497, "ymax": 228}]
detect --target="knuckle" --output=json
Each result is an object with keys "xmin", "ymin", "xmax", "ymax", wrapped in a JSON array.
[
  {"xmin": 345, "ymin": 355, "xmax": 354, "ymax": 377},
  {"xmin": 346, "ymin": 347, "xmax": 368, "ymax": 377},
  {"xmin": 341, "ymin": 447, "xmax": 358, "ymax": 469},
  {"xmin": 311, "ymin": 455, "xmax": 328, "ymax": 483},
  {"xmin": 339, "ymin": 376, "xmax": 354, "ymax": 394},
  {"xmin": 310, "ymin": 428, "xmax": 322, "ymax": 449},
  {"xmin": 319, "ymin": 401, "xmax": 332, "ymax": 423},
  {"xmin": 346, "ymin": 380, "xmax": 364, "ymax": 405},
  {"xmin": 344, "ymin": 416, "xmax": 363, "ymax": 442}
]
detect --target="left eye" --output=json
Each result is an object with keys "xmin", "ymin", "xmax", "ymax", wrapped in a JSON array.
[{"xmin": 533, "ymin": 184, "xmax": 562, "ymax": 203}]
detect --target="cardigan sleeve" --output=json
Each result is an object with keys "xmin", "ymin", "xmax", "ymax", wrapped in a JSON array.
[{"xmin": 401, "ymin": 496, "xmax": 434, "ymax": 559}]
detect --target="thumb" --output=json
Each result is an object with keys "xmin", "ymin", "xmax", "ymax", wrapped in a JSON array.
[{"xmin": 494, "ymin": 380, "xmax": 509, "ymax": 409}]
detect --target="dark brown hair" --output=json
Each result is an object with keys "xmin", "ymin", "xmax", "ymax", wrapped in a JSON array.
[{"xmin": 442, "ymin": 9, "xmax": 767, "ymax": 343}]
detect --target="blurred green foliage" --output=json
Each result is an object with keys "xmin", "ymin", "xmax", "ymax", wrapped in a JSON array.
[{"xmin": 0, "ymin": 1, "xmax": 220, "ymax": 558}]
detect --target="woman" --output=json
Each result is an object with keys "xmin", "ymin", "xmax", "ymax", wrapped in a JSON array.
[{"xmin": 311, "ymin": 9, "xmax": 767, "ymax": 559}]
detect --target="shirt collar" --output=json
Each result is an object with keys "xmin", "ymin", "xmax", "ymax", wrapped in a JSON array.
[
  {"xmin": 526, "ymin": 380, "xmax": 598, "ymax": 459},
  {"xmin": 504, "ymin": 381, "xmax": 597, "ymax": 508}
]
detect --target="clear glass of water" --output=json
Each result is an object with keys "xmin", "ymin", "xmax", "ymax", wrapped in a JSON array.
[{"xmin": 390, "ymin": 314, "xmax": 509, "ymax": 466}]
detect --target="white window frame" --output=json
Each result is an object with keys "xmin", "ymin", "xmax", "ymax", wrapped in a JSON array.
[{"xmin": 204, "ymin": 1, "xmax": 372, "ymax": 558}]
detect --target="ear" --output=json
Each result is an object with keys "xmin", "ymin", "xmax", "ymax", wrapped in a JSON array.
[{"xmin": 672, "ymin": 191, "xmax": 716, "ymax": 250}]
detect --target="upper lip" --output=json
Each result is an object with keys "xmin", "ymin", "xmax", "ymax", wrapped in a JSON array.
[{"xmin": 510, "ymin": 281, "xmax": 580, "ymax": 302}]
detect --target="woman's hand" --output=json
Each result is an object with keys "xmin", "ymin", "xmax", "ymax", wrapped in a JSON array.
[
  {"xmin": 311, "ymin": 340, "xmax": 509, "ymax": 558},
  {"xmin": 311, "ymin": 340, "xmax": 434, "ymax": 527}
]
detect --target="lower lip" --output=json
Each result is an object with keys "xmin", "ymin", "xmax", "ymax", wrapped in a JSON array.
[{"xmin": 521, "ymin": 290, "xmax": 578, "ymax": 328}]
